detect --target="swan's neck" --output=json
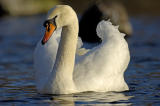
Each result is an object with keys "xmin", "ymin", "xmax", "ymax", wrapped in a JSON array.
[
  {"xmin": 49, "ymin": 23, "xmax": 78, "ymax": 93},
  {"xmin": 54, "ymin": 25, "xmax": 78, "ymax": 75}
]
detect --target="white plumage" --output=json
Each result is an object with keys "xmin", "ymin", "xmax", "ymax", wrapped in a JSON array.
[{"xmin": 34, "ymin": 5, "xmax": 130, "ymax": 94}]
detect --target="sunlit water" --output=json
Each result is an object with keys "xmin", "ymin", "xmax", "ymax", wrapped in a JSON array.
[{"xmin": 0, "ymin": 15, "xmax": 160, "ymax": 105}]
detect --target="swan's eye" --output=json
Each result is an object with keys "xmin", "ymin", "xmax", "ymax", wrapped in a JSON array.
[
  {"xmin": 47, "ymin": 24, "xmax": 51, "ymax": 32},
  {"xmin": 43, "ymin": 15, "xmax": 57, "ymax": 28},
  {"xmin": 43, "ymin": 21, "xmax": 48, "ymax": 27},
  {"xmin": 53, "ymin": 15, "xmax": 57, "ymax": 26}
]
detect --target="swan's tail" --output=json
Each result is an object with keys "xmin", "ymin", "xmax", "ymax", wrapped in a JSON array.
[{"xmin": 96, "ymin": 20, "xmax": 126, "ymax": 40}]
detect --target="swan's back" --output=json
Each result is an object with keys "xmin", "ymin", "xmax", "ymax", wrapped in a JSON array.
[
  {"xmin": 74, "ymin": 20, "xmax": 130, "ymax": 92},
  {"xmin": 96, "ymin": 20, "xmax": 125, "ymax": 40}
]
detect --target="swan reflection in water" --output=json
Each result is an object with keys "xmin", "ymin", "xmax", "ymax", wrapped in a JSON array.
[{"xmin": 38, "ymin": 92, "xmax": 132, "ymax": 106}]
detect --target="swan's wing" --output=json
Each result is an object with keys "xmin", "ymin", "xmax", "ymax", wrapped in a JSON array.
[
  {"xmin": 77, "ymin": 37, "xmax": 83, "ymax": 49},
  {"xmin": 76, "ymin": 48, "xmax": 90, "ymax": 56},
  {"xmin": 74, "ymin": 20, "xmax": 130, "ymax": 91},
  {"xmin": 76, "ymin": 37, "xmax": 90, "ymax": 56}
]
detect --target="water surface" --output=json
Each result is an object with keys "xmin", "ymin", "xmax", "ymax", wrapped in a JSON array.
[{"xmin": 0, "ymin": 15, "xmax": 160, "ymax": 105}]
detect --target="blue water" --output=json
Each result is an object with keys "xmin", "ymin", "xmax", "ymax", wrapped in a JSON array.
[{"xmin": 0, "ymin": 15, "xmax": 160, "ymax": 105}]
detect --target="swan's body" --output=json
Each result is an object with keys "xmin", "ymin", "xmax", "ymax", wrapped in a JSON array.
[{"xmin": 34, "ymin": 5, "xmax": 130, "ymax": 94}]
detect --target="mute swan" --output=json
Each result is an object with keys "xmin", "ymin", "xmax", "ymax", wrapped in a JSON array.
[
  {"xmin": 34, "ymin": 5, "xmax": 130, "ymax": 94},
  {"xmin": 79, "ymin": 1, "xmax": 132, "ymax": 43}
]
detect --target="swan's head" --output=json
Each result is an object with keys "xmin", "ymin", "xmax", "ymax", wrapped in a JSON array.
[{"xmin": 41, "ymin": 5, "xmax": 78, "ymax": 45}]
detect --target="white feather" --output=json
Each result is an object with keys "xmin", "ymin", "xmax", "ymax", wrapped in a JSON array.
[{"xmin": 34, "ymin": 5, "xmax": 130, "ymax": 94}]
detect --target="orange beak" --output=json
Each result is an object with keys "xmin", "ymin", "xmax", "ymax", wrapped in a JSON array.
[{"xmin": 41, "ymin": 23, "xmax": 56, "ymax": 45}]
